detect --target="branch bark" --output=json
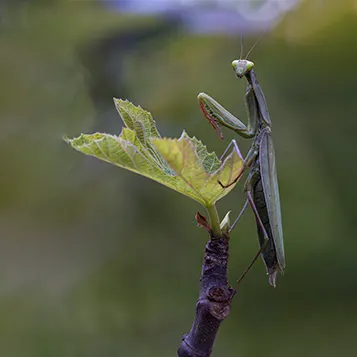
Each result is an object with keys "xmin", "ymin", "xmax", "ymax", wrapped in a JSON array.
[{"xmin": 177, "ymin": 234, "xmax": 234, "ymax": 357}]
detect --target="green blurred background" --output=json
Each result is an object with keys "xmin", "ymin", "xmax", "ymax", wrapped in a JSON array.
[{"xmin": 1, "ymin": 0, "xmax": 357, "ymax": 356}]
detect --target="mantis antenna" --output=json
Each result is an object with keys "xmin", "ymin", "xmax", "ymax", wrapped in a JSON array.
[
  {"xmin": 240, "ymin": 35, "xmax": 244, "ymax": 59},
  {"xmin": 244, "ymin": 32, "xmax": 266, "ymax": 60}
]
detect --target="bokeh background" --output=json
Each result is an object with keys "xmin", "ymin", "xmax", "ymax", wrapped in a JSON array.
[{"xmin": 1, "ymin": 0, "xmax": 357, "ymax": 356}]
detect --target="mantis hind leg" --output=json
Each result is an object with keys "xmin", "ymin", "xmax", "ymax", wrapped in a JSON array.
[
  {"xmin": 229, "ymin": 169, "xmax": 277, "ymax": 286},
  {"xmin": 246, "ymin": 168, "xmax": 279, "ymax": 286},
  {"xmin": 244, "ymin": 169, "xmax": 270, "ymax": 242},
  {"xmin": 231, "ymin": 170, "xmax": 270, "ymax": 287},
  {"xmin": 230, "ymin": 199, "xmax": 248, "ymax": 232},
  {"xmin": 228, "ymin": 169, "xmax": 269, "ymax": 239}
]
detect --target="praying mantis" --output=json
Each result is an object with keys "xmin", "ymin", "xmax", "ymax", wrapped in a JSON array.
[{"xmin": 198, "ymin": 58, "xmax": 285, "ymax": 287}]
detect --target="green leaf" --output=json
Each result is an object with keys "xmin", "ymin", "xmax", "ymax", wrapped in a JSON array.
[{"xmin": 65, "ymin": 99, "xmax": 244, "ymax": 207}]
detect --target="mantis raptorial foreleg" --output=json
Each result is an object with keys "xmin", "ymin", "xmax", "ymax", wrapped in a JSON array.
[
  {"xmin": 198, "ymin": 83, "xmax": 258, "ymax": 140},
  {"xmin": 199, "ymin": 83, "xmax": 260, "ymax": 184}
]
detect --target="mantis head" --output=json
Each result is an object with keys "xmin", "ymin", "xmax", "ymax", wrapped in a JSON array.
[{"xmin": 232, "ymin": 59, "xmax": 254, "ymax": 79}]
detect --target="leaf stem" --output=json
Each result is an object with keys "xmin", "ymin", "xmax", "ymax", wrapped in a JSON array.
[{"xmin": 206, "ymin": 204, "xmax": 221, "ymax": 236}]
